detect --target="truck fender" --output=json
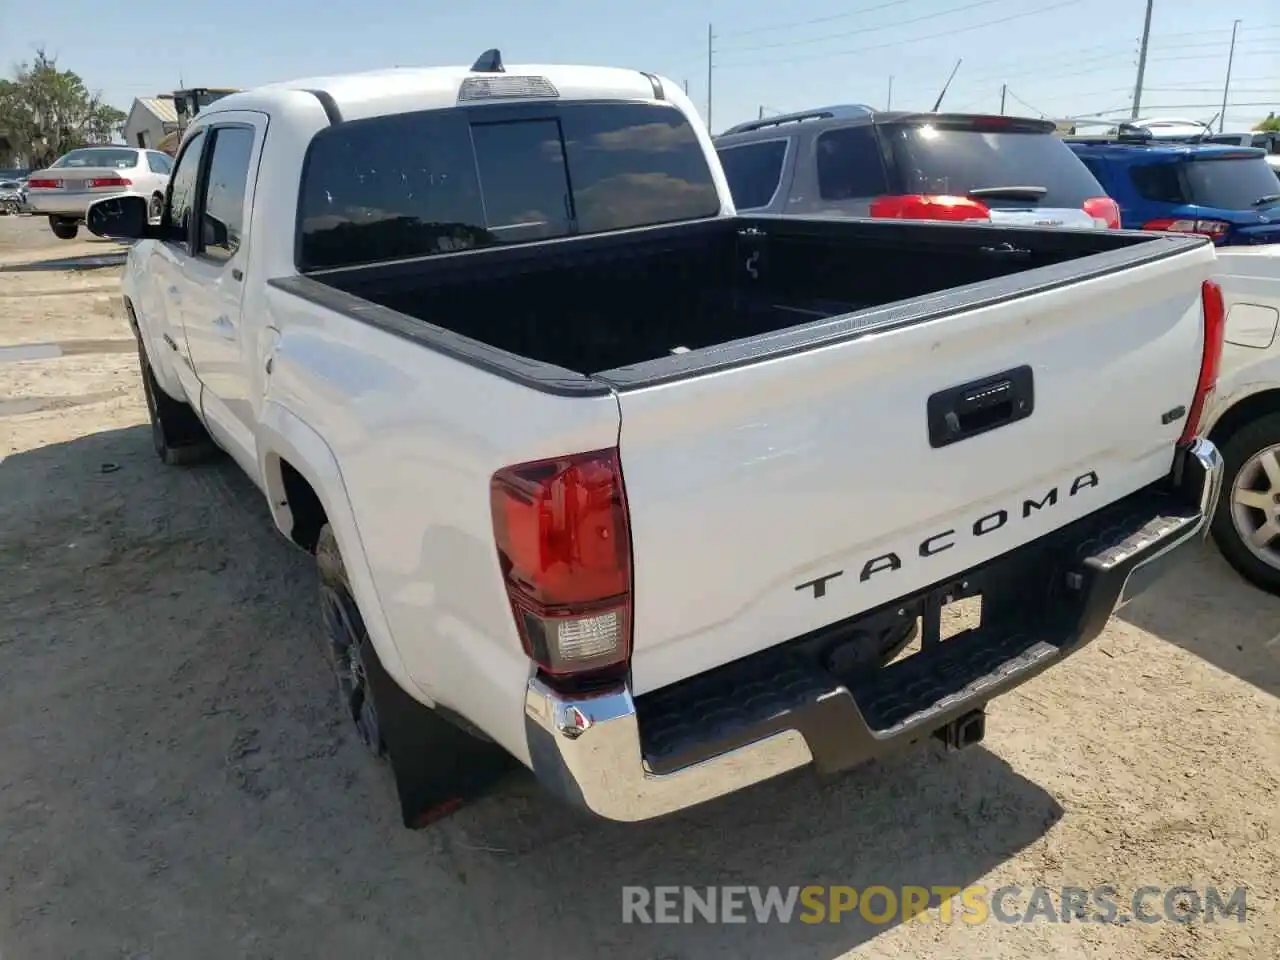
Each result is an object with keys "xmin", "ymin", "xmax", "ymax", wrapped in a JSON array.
[
  {"xmin": 1204, "ymin": 367, "xmax": 1280, "ymax": 440},
  {"xmin": 123, "ymin": 272, "xmax": 186, "ymax": 405},
  {"xmin": 256, "ymin": 399, "xmax": 435, "ymax": 708}
]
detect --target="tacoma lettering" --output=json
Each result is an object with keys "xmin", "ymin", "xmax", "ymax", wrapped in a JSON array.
[{"xmin": 798, "ymin": 470, "xmax": 1101, "ymax": 597}]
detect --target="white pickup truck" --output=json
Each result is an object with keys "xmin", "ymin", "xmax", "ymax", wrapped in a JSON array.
[{"xmin": 86, "ymin": 52, "xmax": 1226, "ymax": 828}]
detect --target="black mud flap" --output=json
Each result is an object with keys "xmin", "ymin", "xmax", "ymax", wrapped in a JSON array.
[{"xmin": 361, "ymin": 640, "xmax": 517, "ymax": 829}]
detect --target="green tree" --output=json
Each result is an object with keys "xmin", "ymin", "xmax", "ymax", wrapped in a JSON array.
[
  {"xmin": 1254, "ymin": 113, "xmax": 1279, "ymax": 132},
  {"xmin": 0, "ymin": 49, "xmax": 126, "ymax": 167}
]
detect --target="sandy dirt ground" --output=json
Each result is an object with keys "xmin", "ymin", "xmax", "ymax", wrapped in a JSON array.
[{"xmin": 1, "ymin": 213, "xmax": 1278, "ymax": 959}]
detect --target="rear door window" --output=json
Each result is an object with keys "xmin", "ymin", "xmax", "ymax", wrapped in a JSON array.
[
  {"xmin": 1129, "ymin": 163, "xmax": 1186, "ymax": 204},
  {"xmin": 715, "ymin": 140, "xmax": 789, "ymax": 209},
  {"xmin": 1184, "ymin": 156, "xmax": 1280, "ymax": 209},
  {"xmin": 880, "ymin": 122, "xmax": 1105, "ymax": 207},
  {"xmin": 298, "ymin": 102, "xmax": 721, "ymax": 270},
  {"xmin": 815, "ymin": 126, "xmax": 889, "ymax": 199}
]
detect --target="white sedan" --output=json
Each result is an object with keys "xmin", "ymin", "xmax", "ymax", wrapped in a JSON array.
[
  {"xmin": 1203, "ymin": 243, "xmax": 1280, "ymax": 595},
  {"xmin": 25, "ymin": 146, "xmax": 173, "ymax": 240}
]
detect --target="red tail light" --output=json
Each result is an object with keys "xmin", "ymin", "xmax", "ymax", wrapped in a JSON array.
[
  {"xmin": 1180, "ymin": 279, "xmax": 1226, "ymax": 444},
  {"xmin": 869, "ymin": 194, "xmax": 991, "ymax": 222},
  {"xmin": 490, "ymin": 448, "xmax": 632, "ymax": 682},
  {"xmin": 26, "ymin": 178, "xmax": 60, "ymax": 189},
  {"xmin": 87, "ymin": 176, "xmax": 132, "ymax": 188},
  {"xmin": 1143, "ymin": 217, "xmax": 1230, "ymax": 240},
  {"xmin": 1083, "ymin": 196, "xmax": 1121, "ymax": 229}
]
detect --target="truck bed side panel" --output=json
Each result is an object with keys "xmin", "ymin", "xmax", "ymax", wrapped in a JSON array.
[{"xmin": 261, "ymin": 283, "xmax": 622, "ymax": 766}]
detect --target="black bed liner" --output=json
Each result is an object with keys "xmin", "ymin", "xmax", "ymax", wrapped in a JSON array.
[{"xmin": 269, "ymin": 215, "xmax": 1207, "ymax": 397}]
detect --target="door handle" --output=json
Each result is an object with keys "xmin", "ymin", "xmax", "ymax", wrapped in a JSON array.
[
  {"xmin": 213, "ymin": 315, "xmax": 236, "ymax": 339},
  {"xmin": 231, "ymin": 268, "xmax": 243, "ymax": 281},
  {"xmin": 927, "ymin": 365, "xmax": 1035, "ymax": 448}
]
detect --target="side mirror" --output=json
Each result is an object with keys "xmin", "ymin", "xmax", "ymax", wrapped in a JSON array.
[
  {"xmin": 86, "ymin": 195, "xmax": 157, "ymax": 240},
  {"xmin": 202, "ymin": 213, "xmax": 229, "ymax": 249}
]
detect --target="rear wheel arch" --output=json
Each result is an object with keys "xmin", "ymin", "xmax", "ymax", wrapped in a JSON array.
[
  {"xmin": 256, "ymin": 421, "xmax": 428, "ymax": 705},
  {"xmin": 1208, "ymin": 389, "xmax": 1280, "ymax": 448}
]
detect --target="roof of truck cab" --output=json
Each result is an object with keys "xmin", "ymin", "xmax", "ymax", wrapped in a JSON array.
[{"xmin": 200, "ymin": 64, "xmax": 671, "ymax": 124}]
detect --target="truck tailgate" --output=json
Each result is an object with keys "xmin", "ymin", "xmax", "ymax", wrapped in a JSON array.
[{"xmin": 616, "ymin": 245, "xmax": 1214, "ymax": 695}]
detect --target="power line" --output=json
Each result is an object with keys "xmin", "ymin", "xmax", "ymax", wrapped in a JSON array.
[
  {"xmin": 714, "ymin": 0, "xmax": 912, "ymax": 41},
  {"xmin": 1003, "ymin": 88, "xmax": 1050, "ymax": 117},
  {"xmin": 716, "ymin": 0, "xmax": 1085, "ymax": 69},
  {"xmin": 718, "ymin": 0, "xmax": 1007, "ymax": 56}
]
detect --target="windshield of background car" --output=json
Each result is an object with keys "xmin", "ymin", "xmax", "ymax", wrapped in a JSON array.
[
  {"xmin": 297, "ymin": 102, "xmax": 722, "ymax": 270},
  {"xmin": 50, "ymin": 148, "xmax": 138, "ymax": 169},
  {"xmin": 881, "ymin": 123, "xmax": 1106, "ymax": 207},
  {"xmin": 1184, "ymin": 155, "xmax": 1280, "ymax": 209}
]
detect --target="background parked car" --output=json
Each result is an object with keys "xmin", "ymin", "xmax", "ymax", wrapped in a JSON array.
[
  {"xmin": 1204, "ymin": 131, "xmax": 1280, "ymax": 176},
  {"xmin": 24, "ymin": 146, "xmax": 174, "ymax": 240},
  {"xmin": 714, "ymin": 105, "xmax": 1120, "ymax": 229},
  {"xmin": 1067, "ymin": 135, "xmax": 1280, "ymax": 246},
  {"xmin": 1200, "ymin": 242, "xmax": 1280, "ymax": 594},
  {"xmin": 0, "ymin": 178, "xmax": 24, "ymax": 216}
]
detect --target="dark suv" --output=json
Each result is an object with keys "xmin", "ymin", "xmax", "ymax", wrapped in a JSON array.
[{"xmin": 713, "ymin": 105, "xmax": 1119, "ymax": 229}]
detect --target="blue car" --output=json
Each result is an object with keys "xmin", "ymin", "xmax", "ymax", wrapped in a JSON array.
[{"xmin": 1065, "ymin": 136, "xmax": 1280, "ymax": 246}]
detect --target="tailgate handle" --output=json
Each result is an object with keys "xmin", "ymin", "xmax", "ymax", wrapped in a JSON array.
[{"xmin": 927, "ymin": 365, "xmax": 1034, "ymax": 448}]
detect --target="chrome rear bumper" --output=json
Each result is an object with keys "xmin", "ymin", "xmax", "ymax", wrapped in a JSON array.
[{"xmin": 524, "ymin": 438, "xmax": 1223, "ymax": 823}]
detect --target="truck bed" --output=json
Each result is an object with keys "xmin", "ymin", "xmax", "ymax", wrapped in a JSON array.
[
  {"xmin": 270, "ymin": 213, "xmax": 1213, "ymax": 698},
  {"xmin": 287, "ymin": 215, "xmax": 1170, "ymax": 381}
]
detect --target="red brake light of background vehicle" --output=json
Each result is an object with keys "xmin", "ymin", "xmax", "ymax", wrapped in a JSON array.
[
  {"xmin": 1083, "ymin": 196, "xmax": 1121, "ymax": 229},
  {"xmin": 490, "ymin": 449, "xmax": 633, "ymax": 684},
  {"xmin": 869, "ymin": 194, "xmax": 992, "ymax": 222},
  {"xmin": 1142, "ymin": 217, "xmax": 1230, "ymax": 240},
  {"xmin": 87, "ymin": 176, "xmax": 132, "ymax": 188},
  {"xmin": 26, "ymin": 178, "xmax": 61, "ymax": 189},
  {"xmin": 1180, "ymin": 279, "xmax": 1226, "ymax": 444}
]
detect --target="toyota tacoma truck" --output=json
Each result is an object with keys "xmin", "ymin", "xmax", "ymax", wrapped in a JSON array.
[{"xmin": 85, "ymin": 51, "xmax": 1226, "ymax": 828}]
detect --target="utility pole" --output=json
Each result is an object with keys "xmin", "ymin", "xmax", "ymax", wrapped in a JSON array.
[
  {"xmin": 758, "ymin": 105, "xmax": 764, "ymax": 120},
  {"xmin": 1131, "ymin": 0, "xmax": 1154, "ymax": 119},
  {"xmin": 683, "ymin": 78, "xmax": 689, "ymax": 95},
  {"xmin": 1220, "ymin": 19, "xmax": 1240, "ymax": 132},
  {"xmin": 1000, "ymin": 83, "xmax": 1007, "ymax": 114},
  {"xmin": 887, "ymin": 75, "xmax": 893, "ymax": 110},
  {"xmin": 706, "ymin": 24, "xmax": 714, "ymax": 133}
]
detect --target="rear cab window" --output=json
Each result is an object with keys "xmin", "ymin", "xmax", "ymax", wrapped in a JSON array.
[
  {"xmin": 878, "ymin": 119, "xmax": 1106, "ymax": 207},
  {"xmin": 297, "ymin": 101, "xmax": 722, "ymax": 270},
  {"xmin": 715, "ymin": 139, "xmax": 789, "ymax": 209}
]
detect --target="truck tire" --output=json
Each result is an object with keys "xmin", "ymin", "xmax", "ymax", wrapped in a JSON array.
[
  {"xmin": 315, "ymin": 524, "xmax": 515, "ymax": 828},
  {"xmin": 49, "ymin": 216, "xmax": 78, "ymax": 240},
  {"xmin": 136, "ymin": 339, "xmax": 218, "ymax": 465},
  {"xmin": 1211, "ymin": 412, "xmax": 1280, "ymax": 596}
]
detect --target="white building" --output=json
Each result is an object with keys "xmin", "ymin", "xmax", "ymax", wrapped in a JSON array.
[{"xmin": 122, "ymin": 96, "xmax": 180, "ymax": 151}]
